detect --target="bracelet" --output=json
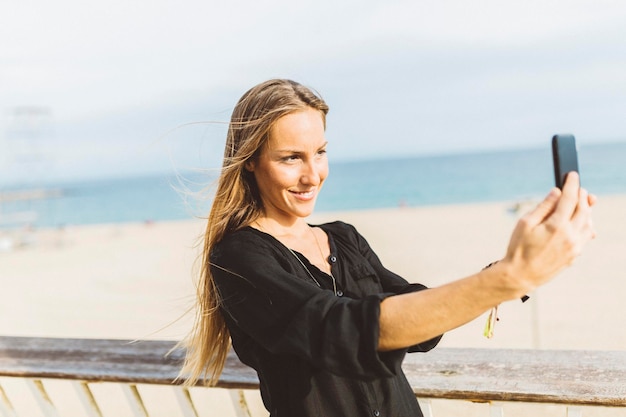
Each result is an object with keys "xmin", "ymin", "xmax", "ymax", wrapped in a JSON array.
[
  {"xmin": 482, "ymin": 261, "xmax": 500, "ymax": 339},
  {"xmin": 481, "ymin": 261, "xmax": 530, "ymax": 339},
  {"xmin": 484, "ymin": 305, "xmax": 499, "ymax": 339}
]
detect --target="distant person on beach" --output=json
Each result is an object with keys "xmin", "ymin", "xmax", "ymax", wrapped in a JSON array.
[{"xmin": 180, "ymin": 79, "xmax": 596, "ymax": 416}]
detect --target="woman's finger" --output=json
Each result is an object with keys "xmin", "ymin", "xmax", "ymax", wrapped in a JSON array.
[
  {"xmin": 522, "ymin": 188, "xmax": 561, "ymax": 228},
  {"xmin": 588, "ymin": 193, "xmax": 598, "ymax": 207},
  {"xmin": 571, "ymin": 188, "xmax": 591, "ymax": 228},
  {"xmin": 551, "ymin": 172, "xmax": 580, "ymax": 222},
  {"xmin": 565, "ymin": 189, "xmax": 597, "ymax": 254}
]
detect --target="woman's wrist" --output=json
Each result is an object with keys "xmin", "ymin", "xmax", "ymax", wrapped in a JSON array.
[{"xmin": 481, "ymin": 260, "xmax": 530, "ymax": 303}]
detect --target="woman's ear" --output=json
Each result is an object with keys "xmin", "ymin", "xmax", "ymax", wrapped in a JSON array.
[{"xmin": 244, "ymin": 159, "xmax": 256, "ymax": 172}]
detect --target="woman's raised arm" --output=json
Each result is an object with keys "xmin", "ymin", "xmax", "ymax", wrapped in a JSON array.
[{"xmin": 378, "ymin": 172, "xmax": 596, "ymax": 351}]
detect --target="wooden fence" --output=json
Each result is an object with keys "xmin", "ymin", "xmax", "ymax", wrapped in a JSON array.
[{"xmin": 0, "ymin": 336, "xmax": 624, "ymax": 416}]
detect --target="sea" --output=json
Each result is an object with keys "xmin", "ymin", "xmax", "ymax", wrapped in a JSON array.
[{"xmin": 2, "ymin": 142, "xmax": 625, "ymax": 228}]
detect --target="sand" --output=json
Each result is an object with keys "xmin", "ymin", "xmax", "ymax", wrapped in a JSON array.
[{"xmin": 0, "ymin": 194, "xmax": 624, "ymax": 416}]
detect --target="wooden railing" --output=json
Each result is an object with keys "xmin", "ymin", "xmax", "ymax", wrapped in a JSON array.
[{"xmin": 0, "ymin": 336, "xmax": 624, "ymax": 416}]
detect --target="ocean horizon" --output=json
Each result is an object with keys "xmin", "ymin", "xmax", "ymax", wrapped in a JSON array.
[{"xmin": 1, "ymin": 142, "xmax": 625, "ymax": 228}]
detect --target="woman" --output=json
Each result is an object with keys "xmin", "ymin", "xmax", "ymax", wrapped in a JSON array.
[{"xmin": 180, "ymin": 79, "xmax": 595, "ymax": 416}]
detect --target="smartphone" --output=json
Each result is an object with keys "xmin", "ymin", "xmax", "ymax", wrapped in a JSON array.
[{"xmin": 551, "ymin": 134, "xmax": 579, "ymax": 189}]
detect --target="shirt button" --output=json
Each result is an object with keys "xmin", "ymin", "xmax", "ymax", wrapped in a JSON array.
[
  {"xmin": 336, "ymin": 290, "xmax": 343, "ymax": 297},
  {"xmin": 328, "ymin": 255, "xmax": 337, "ymax": 263},
  {"xmin": 373, "ymin": 410, "xmax": 380, "ymax": 416}
]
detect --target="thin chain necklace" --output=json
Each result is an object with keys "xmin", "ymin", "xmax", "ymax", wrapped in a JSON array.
[
  {"xmin": 286, "ymin": 245, "xmax": 337, "ymax": 296},
  {"xmin": 255, "ymin": 221, "xmax": 338, "ymax": 296},
  {"xmin": 310, "ymin": 227, "xmax": 337, "ymax": 295}
]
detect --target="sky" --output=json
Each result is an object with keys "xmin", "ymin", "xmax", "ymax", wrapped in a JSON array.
[{"xmin": 1, "ymin": 0, "xmax": 626, "ymax": 184}]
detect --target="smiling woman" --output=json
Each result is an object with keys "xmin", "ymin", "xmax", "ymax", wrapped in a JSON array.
[
  {"xmin": 178, "ymin": 79, "xmax": 596, "ymax": 417},
  {"xmin": 245, "ymin": 108, "xmax": 329, "ymax": 225}
]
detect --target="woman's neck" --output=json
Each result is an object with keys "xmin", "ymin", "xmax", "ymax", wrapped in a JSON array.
[{"xmin": 252, "ymin": 216, "xmax": 310, "ymax": 239}]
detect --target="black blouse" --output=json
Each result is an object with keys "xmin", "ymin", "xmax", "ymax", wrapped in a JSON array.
[{"xmin": 212, "ymin": 221, "xmax": 442, "ymax": 417}]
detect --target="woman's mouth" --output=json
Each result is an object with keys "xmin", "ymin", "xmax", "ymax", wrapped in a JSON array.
[{"xmin": 289, "ymin": 189, "xmax": 316, "ymax": 201}]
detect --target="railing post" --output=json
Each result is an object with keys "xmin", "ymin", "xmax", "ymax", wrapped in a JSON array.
[
  {"xmin": 228, "ymin": 389, "xmax": 252, "ymax": 417},
  {"xmin": 121, "ymin": 384, "xmax": 150, "ymax": 417},
  {"xmin": 71, "ymin": 381, "xmax": 104, "ymax": 417},
  {"xmin": 567, "ymin": 406, "xmax": 583, "ymax": 417},
  {"xmin": 0, "ymin": 383, "xmax": 17, "ymax": 417},
  {"xmin": 172, "ymin": 386, "xmax": 199, "ymax": 417},
  {"xmin": 489, "ymin": 402, "xmax": 504, "ymax": 417},
  {"xmin": 419, "ymin": 398, "xmax": 433, "ymax": 417},
  {"xmin": 26, "ymin": 379, "xmax": 60, "ymax": 417}
]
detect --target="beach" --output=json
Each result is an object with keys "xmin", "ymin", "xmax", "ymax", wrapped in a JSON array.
[{"xmin": 1, "ymin": 195, "xmax": 624, "ymax": 416}]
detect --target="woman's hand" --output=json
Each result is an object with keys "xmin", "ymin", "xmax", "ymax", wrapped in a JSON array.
[{"xmin": 500, "ymin": 172, "xmax": 596, "ymax": 298}]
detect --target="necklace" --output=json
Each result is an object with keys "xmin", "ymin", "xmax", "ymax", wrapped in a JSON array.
[
  {"xmin": 254, "ymin": 221, "xmax": 338, "ymax": 296},
  {"xmin": 287, "ymin": 245, "xmax": 338, "ymax": 296},
  {"xmin": 310, "ymin": 227, "xmax": 337, "ymax": 295},
  {"xmin": 310, "ymin": 227, "xmax": 330, "ymax": 273}
]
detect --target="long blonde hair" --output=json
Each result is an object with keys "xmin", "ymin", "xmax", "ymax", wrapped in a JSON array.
[{"xmin": 179, "ymin": 79, "xmax": 329, "ymax": 386}]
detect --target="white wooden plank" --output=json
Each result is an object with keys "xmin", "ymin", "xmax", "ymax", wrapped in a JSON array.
[
  {"xmin": 121, "ymin": 384, "xmax": 150, "ymax": 417},
  {"xmin": 228, "ymin": 390, "xmax": 252, "ymax": 417},
  {"xmin": 419, "ymin": 398, "xmax": 433, "ymax": 417},
  {"xmin": 0, "ymin": 383, "xmax": 17, "ymax": 417},
  {"xmin": 25, "ymin": 379, "xmax": 60, "ymax": 417},
  {"xmin": 490, "ymin": 402, "xmax": 504, "ymax": 417},
  {"xmin": 71, "ymin": 381, "xmax": 103, "ymax": 417},
  {"xmin": 172, "ymin": 387, "xmax": 199, "ymax": 417},
  {"xmin": 567, "ymin": 406, "xmax": 583, "ymax": 417}
]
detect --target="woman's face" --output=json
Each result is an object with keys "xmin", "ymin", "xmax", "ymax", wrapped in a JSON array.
[{"xmin": 247, "ymin": 108, "xmax": 328, "ymax": 224}]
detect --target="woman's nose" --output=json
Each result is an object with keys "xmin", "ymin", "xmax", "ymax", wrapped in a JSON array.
[{"xmin": 300, "ymin": 160, "xmax": 321, "ymax": 185}]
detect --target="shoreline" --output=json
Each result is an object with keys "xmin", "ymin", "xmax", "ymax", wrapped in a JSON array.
[{"xmin": 4, "ymin": 187, "xmax": 625, "ymax": 232}]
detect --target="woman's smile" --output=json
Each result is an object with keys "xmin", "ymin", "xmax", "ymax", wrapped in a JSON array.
[{"xmin": 289, "ymin": 188, "xmax": 317, "ymax": 200}]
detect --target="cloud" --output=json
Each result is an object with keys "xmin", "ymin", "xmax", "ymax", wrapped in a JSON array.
[
  {"xmin": 1, "ymin": 0, "xmax": 626, "ymax": 183},
  {"xmin": 365, "ymin": 0, "xmax": 626, "ymax": 45}
]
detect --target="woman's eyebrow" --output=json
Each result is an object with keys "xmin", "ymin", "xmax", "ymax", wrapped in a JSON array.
[
  {"xmin": 272, "ymin": 148, "xmax": 302, "ymax": 154},
  {"xmin": 272, "ymin": 142, "xmax": 328, "ymax": 154}
]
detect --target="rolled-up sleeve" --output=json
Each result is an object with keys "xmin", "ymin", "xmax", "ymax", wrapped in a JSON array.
[
  {"xmin": 212, "ymin": 232, "xmax": 406, "ymax": 380},
  {"xmin": 346, "ymin": 222, "xmax": 444, "ymax": 352}
]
